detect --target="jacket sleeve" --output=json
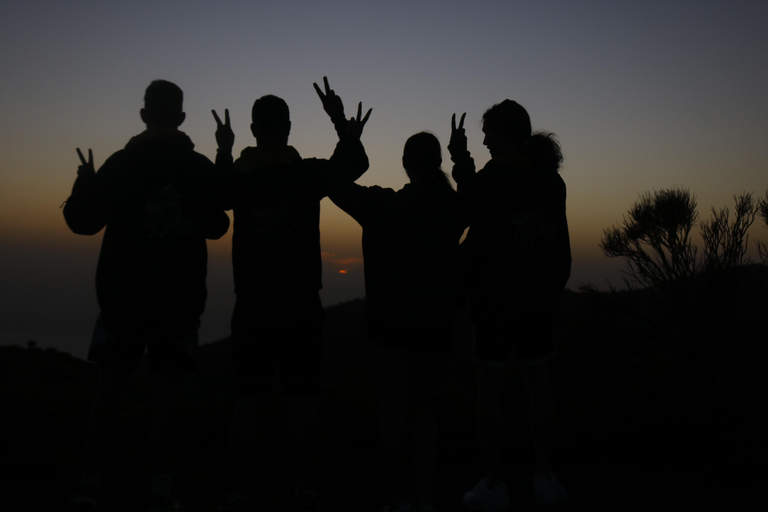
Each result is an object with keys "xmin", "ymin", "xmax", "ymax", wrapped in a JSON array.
[
  {"xmin": 197, "ymin": 203, "xmax": 230, "ymax": 240},
  {"xmin": 323, "ymin": 136, "xmax": 369, "ymax": 189},
  {"xmin": 214, "ymin": 149, "xmax": 237, "ymax": 211},
  {"xmin": 535, "ymin": 174, "xmax": 571, "ymax": 292},
  {"xmin": 329, "ymin": 182, "xmax": 395, "ymax": 227},
  {"xmin": 451, "ymin": 151, "xmax": 476, "ymax": 202},
  {"xmin": 196, "ymin": 154, "xmax": 231, "ymax": 239},
  {"xmin": 62, "ymin": 154, "xmax": 122, "ymax": 235}
]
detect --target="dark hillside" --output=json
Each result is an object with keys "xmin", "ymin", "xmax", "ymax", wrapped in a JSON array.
[{"xmin": 2, "ymin": 291, "xmax": 767, "ymax": 510}]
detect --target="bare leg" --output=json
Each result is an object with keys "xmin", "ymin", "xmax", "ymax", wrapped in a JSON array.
[
  {"xmin": 521, "ymin": 363, "xmax": 555, "ymax": 478},
  {"xmin": 287, "ymin": 393, "xmax": 318, "ymax": 493},
  {"xmin": 475, "ymin": 365, "xmax": 507, "ymax": 487},
  {"xmin": 228, "ymin": 394, "xmax": 267, "ymax": 497}
]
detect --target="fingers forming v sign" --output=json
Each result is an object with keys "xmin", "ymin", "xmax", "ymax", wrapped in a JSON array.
[
  {"xmin": 355, "ymin": 101, "xmax": 372, "ymax": 125},
  {"xmin": 212, "ymin": 108, "xmax": 235, "ymax": 151},
  {"xmin": 76, "ymin": 148, "xmax": 95, "ymax": 177},
  {"xmin": 212, "ymin": 108, "xmax": 230, "ymax": 129},
  {"xmin": 451, "ymin": 112, "xmax": 466, "ymax": 135},
  {"xmin": 449, "ymin": 113, "xmax": 468, "ymax": 156},
  {"xmin": 313, "ymin": 76, "xmax": 345, "ymax": 121}
]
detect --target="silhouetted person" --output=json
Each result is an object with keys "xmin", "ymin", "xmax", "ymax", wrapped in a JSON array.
[
  {"xmin": 63, "ymin": 80, "xmax": 230, "ymax": 511},
  {"xmin": 449, "ymin": 102, "xmax": 571, "ymax": 509},
  {"xmin": 327, "ymin": 129, "xmax": 465, "ymax": 512},
  {"xmin": 211, "ymin": 78, "xmax": 369, "ymax": 512}
]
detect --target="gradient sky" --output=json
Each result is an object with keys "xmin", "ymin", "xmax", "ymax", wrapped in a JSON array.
[{"xmin": 2, "ymin": 0, "xmax": 767, "ymax": 351}]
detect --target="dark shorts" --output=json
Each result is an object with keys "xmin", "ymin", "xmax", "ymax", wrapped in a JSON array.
[
  {"xmin": 473, "ymin": 321, "xmax": 556, "ymax": 368},
  {"xmin": 87, "ymin": 313, "xmax": 199, "ymax": 373},
  {"xmin": 231, "ymin": 293, "xmax": 324, "ymax": 397}
]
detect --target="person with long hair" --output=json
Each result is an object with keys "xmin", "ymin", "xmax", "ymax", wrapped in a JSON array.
[
  {"xmin": 449, "ymin": 102, "xmax": 571, "ymax": 510},
  {"xmin": 326, "ymin": 124, "xmax": 465, "ymax": 512}
]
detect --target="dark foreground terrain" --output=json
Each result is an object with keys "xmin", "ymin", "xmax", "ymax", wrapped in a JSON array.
[{"xmin": 2, "ymin": 294, "xmax": 767, "ymax": 511}]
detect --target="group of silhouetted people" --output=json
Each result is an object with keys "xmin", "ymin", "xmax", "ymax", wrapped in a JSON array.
[{"xmin": 64, "ymin": 78, "xmax": 571, "ymax": 512}]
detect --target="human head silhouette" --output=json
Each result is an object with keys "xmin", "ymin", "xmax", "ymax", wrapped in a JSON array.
[
  {"xmin": 481, "ymin": 99, "xmax": 531, "ymax": 156},
  {"xmin": 402, "ymin": 132, "xmax": 449, "ymax": 185},
  {"xmin": 140, "ymin": 80, "xmax": 185, "ymax": 129},
  {"xmin": 250, "ymin": 95, "xmax": 292, "ymax": 146}
]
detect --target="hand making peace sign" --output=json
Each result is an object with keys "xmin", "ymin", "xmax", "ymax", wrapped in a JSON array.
[
  {"xmin": 76, "ymin": 148, "xmax": 95, "ymax": 177},
  {"xmin": 313, "ymin": 76, "xmax": 345, "ymax": 123},
  {"xmin": 345, "ymin": 101, "xmax": 373, "ymax": 141},
  {"xmin": 212, "ymin": 108, "xmax": 235, "ymax": 152},
  {"xmin": 448, "ymin": 112, "xmax": 468, "ymax": 158}
]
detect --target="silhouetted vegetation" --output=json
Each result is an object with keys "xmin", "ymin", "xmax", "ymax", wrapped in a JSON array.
[{"xmin": 600, "ymin": 188, "xmax": 768, "ymax": 391}]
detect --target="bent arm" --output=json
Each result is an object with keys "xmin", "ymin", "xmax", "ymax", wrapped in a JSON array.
[
  {"xmin": 198, "ymin": 206, "xmax": 230, "ymax": 240},
  {"xmin": 62, "ymin": 153, "xmax": 120, "ymax": 235},
  {"xmin": 327, "ymin": 136, "xmax": 369, "ymax": 183}
]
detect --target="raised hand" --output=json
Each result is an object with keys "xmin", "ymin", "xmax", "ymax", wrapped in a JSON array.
[
  {"xmin": 313, "ymin": 76, "xmax": 345, "ymax": 123},
  {"xmin": 345, "ymin": 102, "xmax": 372, "ymax": 141},
  {"xmin": 76, "ymin": 148, "xmax": 95, "ymax": 177},
  {"xmin": 448, "ymin": 112, "xmax": 468, "ymax": 157},
  {"xmin": 212, "ymin": 108, "xmax": 234, "ymax": 152}
]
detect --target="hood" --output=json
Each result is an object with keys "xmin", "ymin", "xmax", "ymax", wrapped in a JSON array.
[
  {"xmin": 490, "ymin": 152, "xmax": 534, "ymax": 172},
  {"xmin": 234, "ymin": 145, "xmax": 302, "ymax": 172},
  {"xmin": 125, "ymin": 129, "xmax": 195, "ymax": 153}
]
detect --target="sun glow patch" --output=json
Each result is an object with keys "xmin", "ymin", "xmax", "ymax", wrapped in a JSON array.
[{"xmin": 339, "ymin": 270, "xmax": 348, "ymax": 274}]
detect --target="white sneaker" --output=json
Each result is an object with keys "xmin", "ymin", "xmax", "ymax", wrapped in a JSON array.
[
  {"xmin": 413, "ymin": 500, "xmax": 436, "ymax": 512},
  {"xmin": 533, "ymin": 473, "xmax": 568, "ymax": 506},
  {"xmin": 462, "ymin": 478, "xmax": 510, "ymax": 512},
  {"xmin": 383, "ymin": 501, "xmax": 412, "ymax": 512}
]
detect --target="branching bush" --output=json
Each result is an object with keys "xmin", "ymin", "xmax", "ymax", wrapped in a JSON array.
[
  {"xmin": 756, "ymin": 190, "xmax": 768, "ymax": 264},
  {"xmin": 700, "ymin": 193, "xmax": 756, "ymax": 271},
  {"xmin": 600, "ymin": 187, "xmax": 699, "ymax": 290},
  {"xmin": 601, "ymin": 188, "xmax": 760, "ymax": 289},
  {"xmin": 599, "ymin": 188, "xmax": 768, "ymax": 390}
]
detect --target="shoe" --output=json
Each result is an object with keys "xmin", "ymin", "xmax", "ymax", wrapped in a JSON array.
[
  {"xmin": 533, "ymin": 473, "xmax": 568, "ymax": 506},
  {"xmin": 462, "ymin": 478, "xmax": 510, "ymax": 512},
  {"xmin": 218, "ymin": 494, "xmax": 257, "ymax": 512},
  {"xmin": 69, "ymin": 495, "xmax": 97, "ymax": 511},
  {"xmin": 294, "ymin": 489, "xmax": 320, "ymax": 512},
  {"xmin": 413, "ymin": 500, "xmax": 436, "ymax": 512},
  {"xmin": 70, "ymin": 483, "xmax": 98, "ymax": 511},
  {"xmin": 148, "ymin": 494, "xmax": 185, "ymax": 512},
  {"xmin": 382, "ymin": 501, "xmax": 412, "ymax": 512}
]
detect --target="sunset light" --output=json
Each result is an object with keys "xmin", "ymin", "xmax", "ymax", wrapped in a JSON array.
[{"xmin": 2, "ymin": 0, "xmax": 767, "ymax": 349}]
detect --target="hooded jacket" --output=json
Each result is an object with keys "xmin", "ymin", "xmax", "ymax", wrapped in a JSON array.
[
  {"xmin": 219, "ymin": 138, "xmax": 368, "ymax": 296},
  {"xmin": 63, "ymin": 129, "xmax": 229, "ymax": 326},
  {"xmin": 330, "ymin": 178, "xmax": 465, "ymax": 335},
  {"xmin": 453, "ymin": 155, "xmax": 571, "ymax": 326}
]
